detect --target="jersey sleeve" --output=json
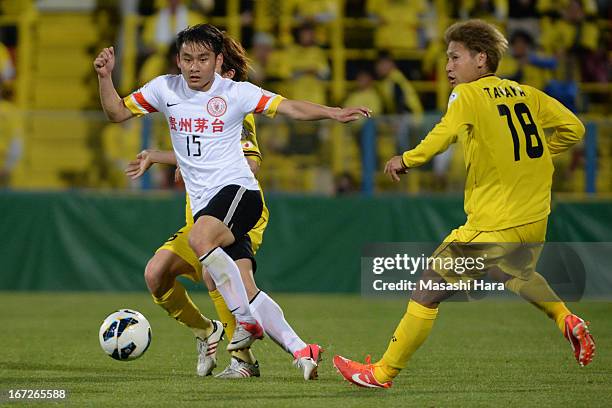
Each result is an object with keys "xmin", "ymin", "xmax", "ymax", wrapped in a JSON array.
[
  {"xmin": 236, "ymin": 81, "xmax": 285, "ymax": 118},
  {"xmin": 123, "ymin": 76, "xmax": 165, "ymax": 117},
  {"xmin": 402, "ymin": 85, "xmax": 473, "ymax": 168},
  {"xmin": 241, "ymin": 113, "xmax": 262, "ymax": 165},
  {"xmin": 528, "ymin": 86, "xmax": 585, "ymax": 155}
]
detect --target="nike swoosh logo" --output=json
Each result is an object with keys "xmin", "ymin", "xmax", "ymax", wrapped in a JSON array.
[
  {"xmin": 166, "ymin": 102, "xmax": 180, "ymax": 107},
  {"xmin": 351, "ymin": 373, "xmax": 379, "ymax": 388},
  {"xmin": 230, "ymin": 307, "xmax": 240, "ymax": 313}
]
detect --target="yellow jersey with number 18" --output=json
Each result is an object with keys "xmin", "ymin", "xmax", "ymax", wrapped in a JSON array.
[{"xmin": 402, "ymin": 74, "xmax": 584, "ymax": 231}]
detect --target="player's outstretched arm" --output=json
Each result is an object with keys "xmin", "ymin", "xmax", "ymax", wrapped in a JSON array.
[
  {"xmin": 125, "ymin": 149, "xmax": 177, "ymax": 179},
  {"xmin": 94, "ymin": 46, "xmax": 135, "ymax": 123},
  {"xmin": 276, "ymin": 99, "xmax": 371, "ymax": 122},
  {"xmin": 383, "ymin": 118, "xmax": 459, "ymax": 182},
  {"xmin": 384, "ymin": 156, "xmax": 409, "ymax": 182}
]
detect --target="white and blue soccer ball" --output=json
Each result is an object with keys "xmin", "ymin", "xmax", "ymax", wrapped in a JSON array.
[{"xmin": 99, "ymin": 309, "xmax": 152, "ymax": 361}]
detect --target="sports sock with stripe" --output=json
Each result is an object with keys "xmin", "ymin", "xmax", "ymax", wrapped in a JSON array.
[
  {"xmin": 200, "ymin": 247, "xmax": 255, "ymax": 323},
  {"xmin": 249, "ymin": 291, "xmax": 307, "ymax": 355},
  {"xmin": 208, "ymin": 288, "xmax": 257, "ymax": 364}
]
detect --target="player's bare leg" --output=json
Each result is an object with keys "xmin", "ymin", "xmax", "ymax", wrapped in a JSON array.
[
  {"xmin": 144, "ymin": 250, "xmax": 223, "ymax": 376},
  {"xmin": 190, "ymin": 216, "xmax": 263, "ymax": 350}
]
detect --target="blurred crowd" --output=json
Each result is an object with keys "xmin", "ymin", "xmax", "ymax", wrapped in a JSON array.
[
  {"xmin": 119, "ymin": 0, "xmax": 610, "ymax": 109},
  {"xmin": 0, "ymin": 13, "xmax": 18, "ymax": 188},
  {"xmin": 0, "ymin": 0, "xmax": 610, "ymax": 193}
]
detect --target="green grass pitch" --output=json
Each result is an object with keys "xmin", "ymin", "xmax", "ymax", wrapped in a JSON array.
[{"xmin": 1, "ymin": 292, "xmax": 610, "ymax": 407}]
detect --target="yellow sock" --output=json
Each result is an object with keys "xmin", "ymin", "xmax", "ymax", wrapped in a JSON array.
[
  {"xmin": 153, "ymin": 281, "xmax": 212, "ymax": 339},
  {"xmin": 374, "ymin": 300, "xmax": 438, "ymax": 383},
  {"xmin": 208, "ymin": 289, "xmax": 236, "ymax": 339},
  {"xmin": 505, "ymin": 272, "xmax": 571, "ymax": 333},
  {"xmin": 538, "ymin": 301, "xmax": 572, "ymax": 332},
  {"xmin": 232, "ymin": 348, "xmax": 257, "ymax": 364}
]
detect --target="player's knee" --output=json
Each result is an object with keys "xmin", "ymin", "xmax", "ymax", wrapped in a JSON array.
[
  {"xmin": 487, "ymin": 266, "xmax": 514, "ymax": 283},
  {"xmin": 410, "ymin": 286, "xmax": 442, "ymax": 309},
  {"xmin": 419, "ymin": 300, "xmax": 440, "ymax": 309},
  {"xmin": 410, "ymin": 292, "xmax": 439, "ymax": 309},
  {"xmin": 190, "ymin": 218, "xmax": 236, "ymax": 256},
  {"xmin": 144, "ymin": 257, "xmax": 171, "ymax": 296},
  {"xmin": 188, "ymin": 231, "xmax": 217, "ymax": 256}
]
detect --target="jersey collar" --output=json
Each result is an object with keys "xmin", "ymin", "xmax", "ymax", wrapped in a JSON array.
[{"xmin": 476, "ymin": 73, "xmax": 497, "ymax": 81}]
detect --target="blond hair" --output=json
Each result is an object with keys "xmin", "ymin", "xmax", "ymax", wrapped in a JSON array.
[{"xmin": 444, "ymin": 20, "xmax": 508, "ymax": 73}]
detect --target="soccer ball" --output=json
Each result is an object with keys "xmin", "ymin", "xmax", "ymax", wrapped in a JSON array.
[{"xmin": 99, "ymin": 309, "xmax": 152, "ymax": 361}]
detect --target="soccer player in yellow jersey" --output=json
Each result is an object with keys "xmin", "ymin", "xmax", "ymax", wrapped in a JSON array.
[
  {"xmin": 125, "ymin": 35, "xmax": 322, "ymax": 380},
  {"xmin": 334, "ymin": 19, "xmax": 595, "ymax": 388}
]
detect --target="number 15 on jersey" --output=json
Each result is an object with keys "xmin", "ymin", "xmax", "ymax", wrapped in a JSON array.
[{"xmin": 186, "ymin": 134, "xmax": 201, "ymax": 157}]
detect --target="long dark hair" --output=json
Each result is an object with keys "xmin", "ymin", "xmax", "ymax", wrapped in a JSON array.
[
  {"xmin": 221, "ymin": 35, "xmax": 251, "ymax": 81},
  {"xmin": 176, "ymin": 23, "xmax": 224, "ymax": 56}
]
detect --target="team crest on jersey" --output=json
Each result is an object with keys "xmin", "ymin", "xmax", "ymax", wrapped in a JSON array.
[
  {"xmin": 448, "ymin": 92, "xmax": 458, "ymax": 107},
  {"xmin": 207, "ymin": 96, "xmax": 227, "ymax": 117}
]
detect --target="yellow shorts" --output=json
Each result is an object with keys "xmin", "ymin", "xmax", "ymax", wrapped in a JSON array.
[
  {"xmin": 156, "ymin": 204, "xmax": 269, "ymax": 282},
  {"xmin": 431, "ymin": 217, "xmax": 548, "ymax": 283}
]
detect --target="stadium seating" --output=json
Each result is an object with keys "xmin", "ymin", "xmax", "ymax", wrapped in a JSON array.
[{"xmin": 0, "ymin": 0, "xmax": 609, "ymax": 193}]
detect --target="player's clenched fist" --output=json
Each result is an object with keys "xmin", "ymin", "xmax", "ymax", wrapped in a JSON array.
[{"xmin": 94, "ymin": 46, "xmax": 115, "ymax": 77}]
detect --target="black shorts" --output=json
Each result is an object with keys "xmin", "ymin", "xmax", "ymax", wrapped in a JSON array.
[
  {"xmin": 224, "ymin": 233, "xmax": 257, "ymax": 273},
  {"xmin": 193, "ymin": 184, "xmax": 263, "ymax": 241}
]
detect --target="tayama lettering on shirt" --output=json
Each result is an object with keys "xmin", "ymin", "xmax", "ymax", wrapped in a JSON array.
[{"xmin": 124, "ymin": 73, "xmax": 283, "ymax": 214}]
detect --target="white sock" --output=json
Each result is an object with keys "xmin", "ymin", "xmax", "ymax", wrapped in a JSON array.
[
  {"xmin": 249, "ymin": 291, "xmax": 307, "ymax": 355},
  {"xmin": 200, "ymin": 248, "xmax": 255, "ymax": 323}
]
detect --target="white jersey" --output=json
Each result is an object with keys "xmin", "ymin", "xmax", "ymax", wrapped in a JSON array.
[{"xmin": 124, "ymin": 73, "xmax": 283, "ymax": 214}]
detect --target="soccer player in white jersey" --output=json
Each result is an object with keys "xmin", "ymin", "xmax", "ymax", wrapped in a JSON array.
[
  {"xmin": 124, "ymin": 34, "xmax": 323, "ymax": 380},
  {"xmin": 94, "ymin": 23, "xmax": 370, "ymax": 353}
]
